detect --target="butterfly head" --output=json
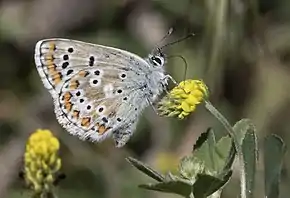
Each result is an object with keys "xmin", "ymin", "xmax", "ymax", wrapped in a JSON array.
[{"xmin": 148, "ymin": 48, "xmax": 165, "ymax": 67}]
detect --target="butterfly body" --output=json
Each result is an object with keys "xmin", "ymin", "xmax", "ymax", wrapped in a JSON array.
[{"xmin": 34, "ymin": 38, "xmax": 169, "ymax": 147}]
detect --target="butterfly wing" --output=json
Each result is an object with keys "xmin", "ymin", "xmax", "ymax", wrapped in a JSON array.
[{"xmin": 35, "ymin": 39, "xmax": 151, "ymax": 143}]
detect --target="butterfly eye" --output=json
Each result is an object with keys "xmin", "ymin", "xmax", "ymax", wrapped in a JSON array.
[{"xmin": 151, "ymin": 56, "xmax": 164, "ymax": 67}]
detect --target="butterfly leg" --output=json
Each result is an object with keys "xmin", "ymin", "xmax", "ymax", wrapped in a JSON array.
[
  {"xmin": 164, "ymin": 74, "xmax": 177, "ymax": 85},
  {"xmin": 146, "ymin": 97, "xmax": 160, "ymax": 115},
  {"xmin": 113, "ymin": 120, "xmax": 138, "ymax": 148},
  {"xmin": 160, "ymin": 74, "xmax": 177, "ymax": 95}
]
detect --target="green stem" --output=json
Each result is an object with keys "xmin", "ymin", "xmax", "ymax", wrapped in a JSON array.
[{"xmin": 204, "ymin": 100, "xmax": 241, "ymax": 155}]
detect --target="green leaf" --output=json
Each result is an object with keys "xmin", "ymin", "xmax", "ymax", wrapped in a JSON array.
[
  {"xmin": 126, "ymin": 157, "xmax": 164, "ymax": 182},
  {"xmin": 179, "ymin": 128, "xmax": 234, "ymax": 182},
  {"xmin": 222, "ymin": 141, "xmax": 236, "ymax": 174},
  {"xmin": 193, "ymin": 170, "xmax": 232, "ymax": 198},
  {"xmin": 239, "ymin": 121, "xmax": 257, "ymax": 198},
  {"xmin": 233, "ymin": 119, "xmax": 254, "ymax": 146},
  {"xmin": 193, "ymin": 129, "xmax": 233, "ymax": 177},
  {"xmin": 139, "ymin": 180, "xmax": 192, "ymax": 197},
  {"xmin": 264, "ymin": 134, "xmax": 286, "ymax": 198},
  {"xmin": 193, "ymin": 128, "xmax": 211, "ymax": 151}
]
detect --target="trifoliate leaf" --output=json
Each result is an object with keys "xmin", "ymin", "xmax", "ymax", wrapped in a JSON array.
[{"xmin": 180, "ymin": 128, "xmax": 234, "ymax": 180}]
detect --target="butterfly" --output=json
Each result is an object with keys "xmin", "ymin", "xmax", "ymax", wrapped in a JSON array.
[{"xmin": 34, "ymin": 38, "xmax": 174, "ymax": 147}]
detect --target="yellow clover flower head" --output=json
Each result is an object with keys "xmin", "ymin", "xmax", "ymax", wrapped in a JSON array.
[
  {"xmin": 158, "ymin": 80, "xmax": 208, "ymax": 119},
  {"xmin": 24, "ymin": 129, "xmax": 61, "ymax": 194}
]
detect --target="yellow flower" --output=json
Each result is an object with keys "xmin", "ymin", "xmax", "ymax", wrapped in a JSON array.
[
  {"xmin": 24, "ymin": 129, "xmax": 61, "ymax": 195},
  {"xmin": 158, "ymin": 80, "xmax": 208, "ymax": 119}
]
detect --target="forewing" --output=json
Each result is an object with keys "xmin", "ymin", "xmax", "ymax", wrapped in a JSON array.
[{"xmin": 34, "ymin": 38, "xmax": 149, "ymax": 94}]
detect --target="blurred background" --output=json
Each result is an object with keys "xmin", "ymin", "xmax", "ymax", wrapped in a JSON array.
[{"xmin": 0, "ymin": 0, "xmax": 290, "ymax": 197}]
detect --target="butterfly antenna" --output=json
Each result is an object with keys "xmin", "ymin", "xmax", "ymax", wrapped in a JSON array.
[
  {"xmin": 161, "ymin": 33, "xmax": 195, "ymax": 50},
  {"xmin": 154, "ymin": 27, "xmax": 174, "ymax": 51},
  {"xmin": 167, "ymin": 55, "xmax": 188, "ymax": 81}
]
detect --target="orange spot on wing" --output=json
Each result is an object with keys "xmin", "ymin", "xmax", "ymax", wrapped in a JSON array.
[
  {"xmin": 73, "ymin": 110, "xmax": 80, "ymax": 119},
  {"xmin": 54, "ymin": 78, "xmax": 61, "ymax": 84},
  {"xmin": 49, "ymin": 43, "xmax": 56, "ymax": 51},
  {"xmin": 47, "ymin": 64, "xmax": 56, "ymax": 73},
  {"xmin": 47, "ymin": 64, "xmax": 56, "ymax": 69},
  {"xmin": 98, "ymin": 124, "xmax": 110, "ymax": 135},
  {"xmin": 50, "ymin": 71, "xmax": 58, "ymax": 76},
  {"xmin": 81, "ymin": 117, "xmax": 91, "ymax": 127},
  {"xmin": 52, "ymin": 72, "xmax": 62, "ymax": 84},
  {"xmin": 46, "ymin": 59, "xmax": 54, "ymax": 65},
  {"xmin": 69, "ymin": 80, "xmax": 79, "ymax": 89},
  {"xmin": 63, "ymin": 92, "xmax": 72, "ymax": 101},
  {"xmin": 45, "ymin": 55, "xmax": 54, "ymax": 60},
  {"xmin": 64, "ymin": 102, "xmax": 73, "ymax": 112},
  {"xmin": 78, "ymin": 71, "xmax": 89, "ymax": 77}
]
